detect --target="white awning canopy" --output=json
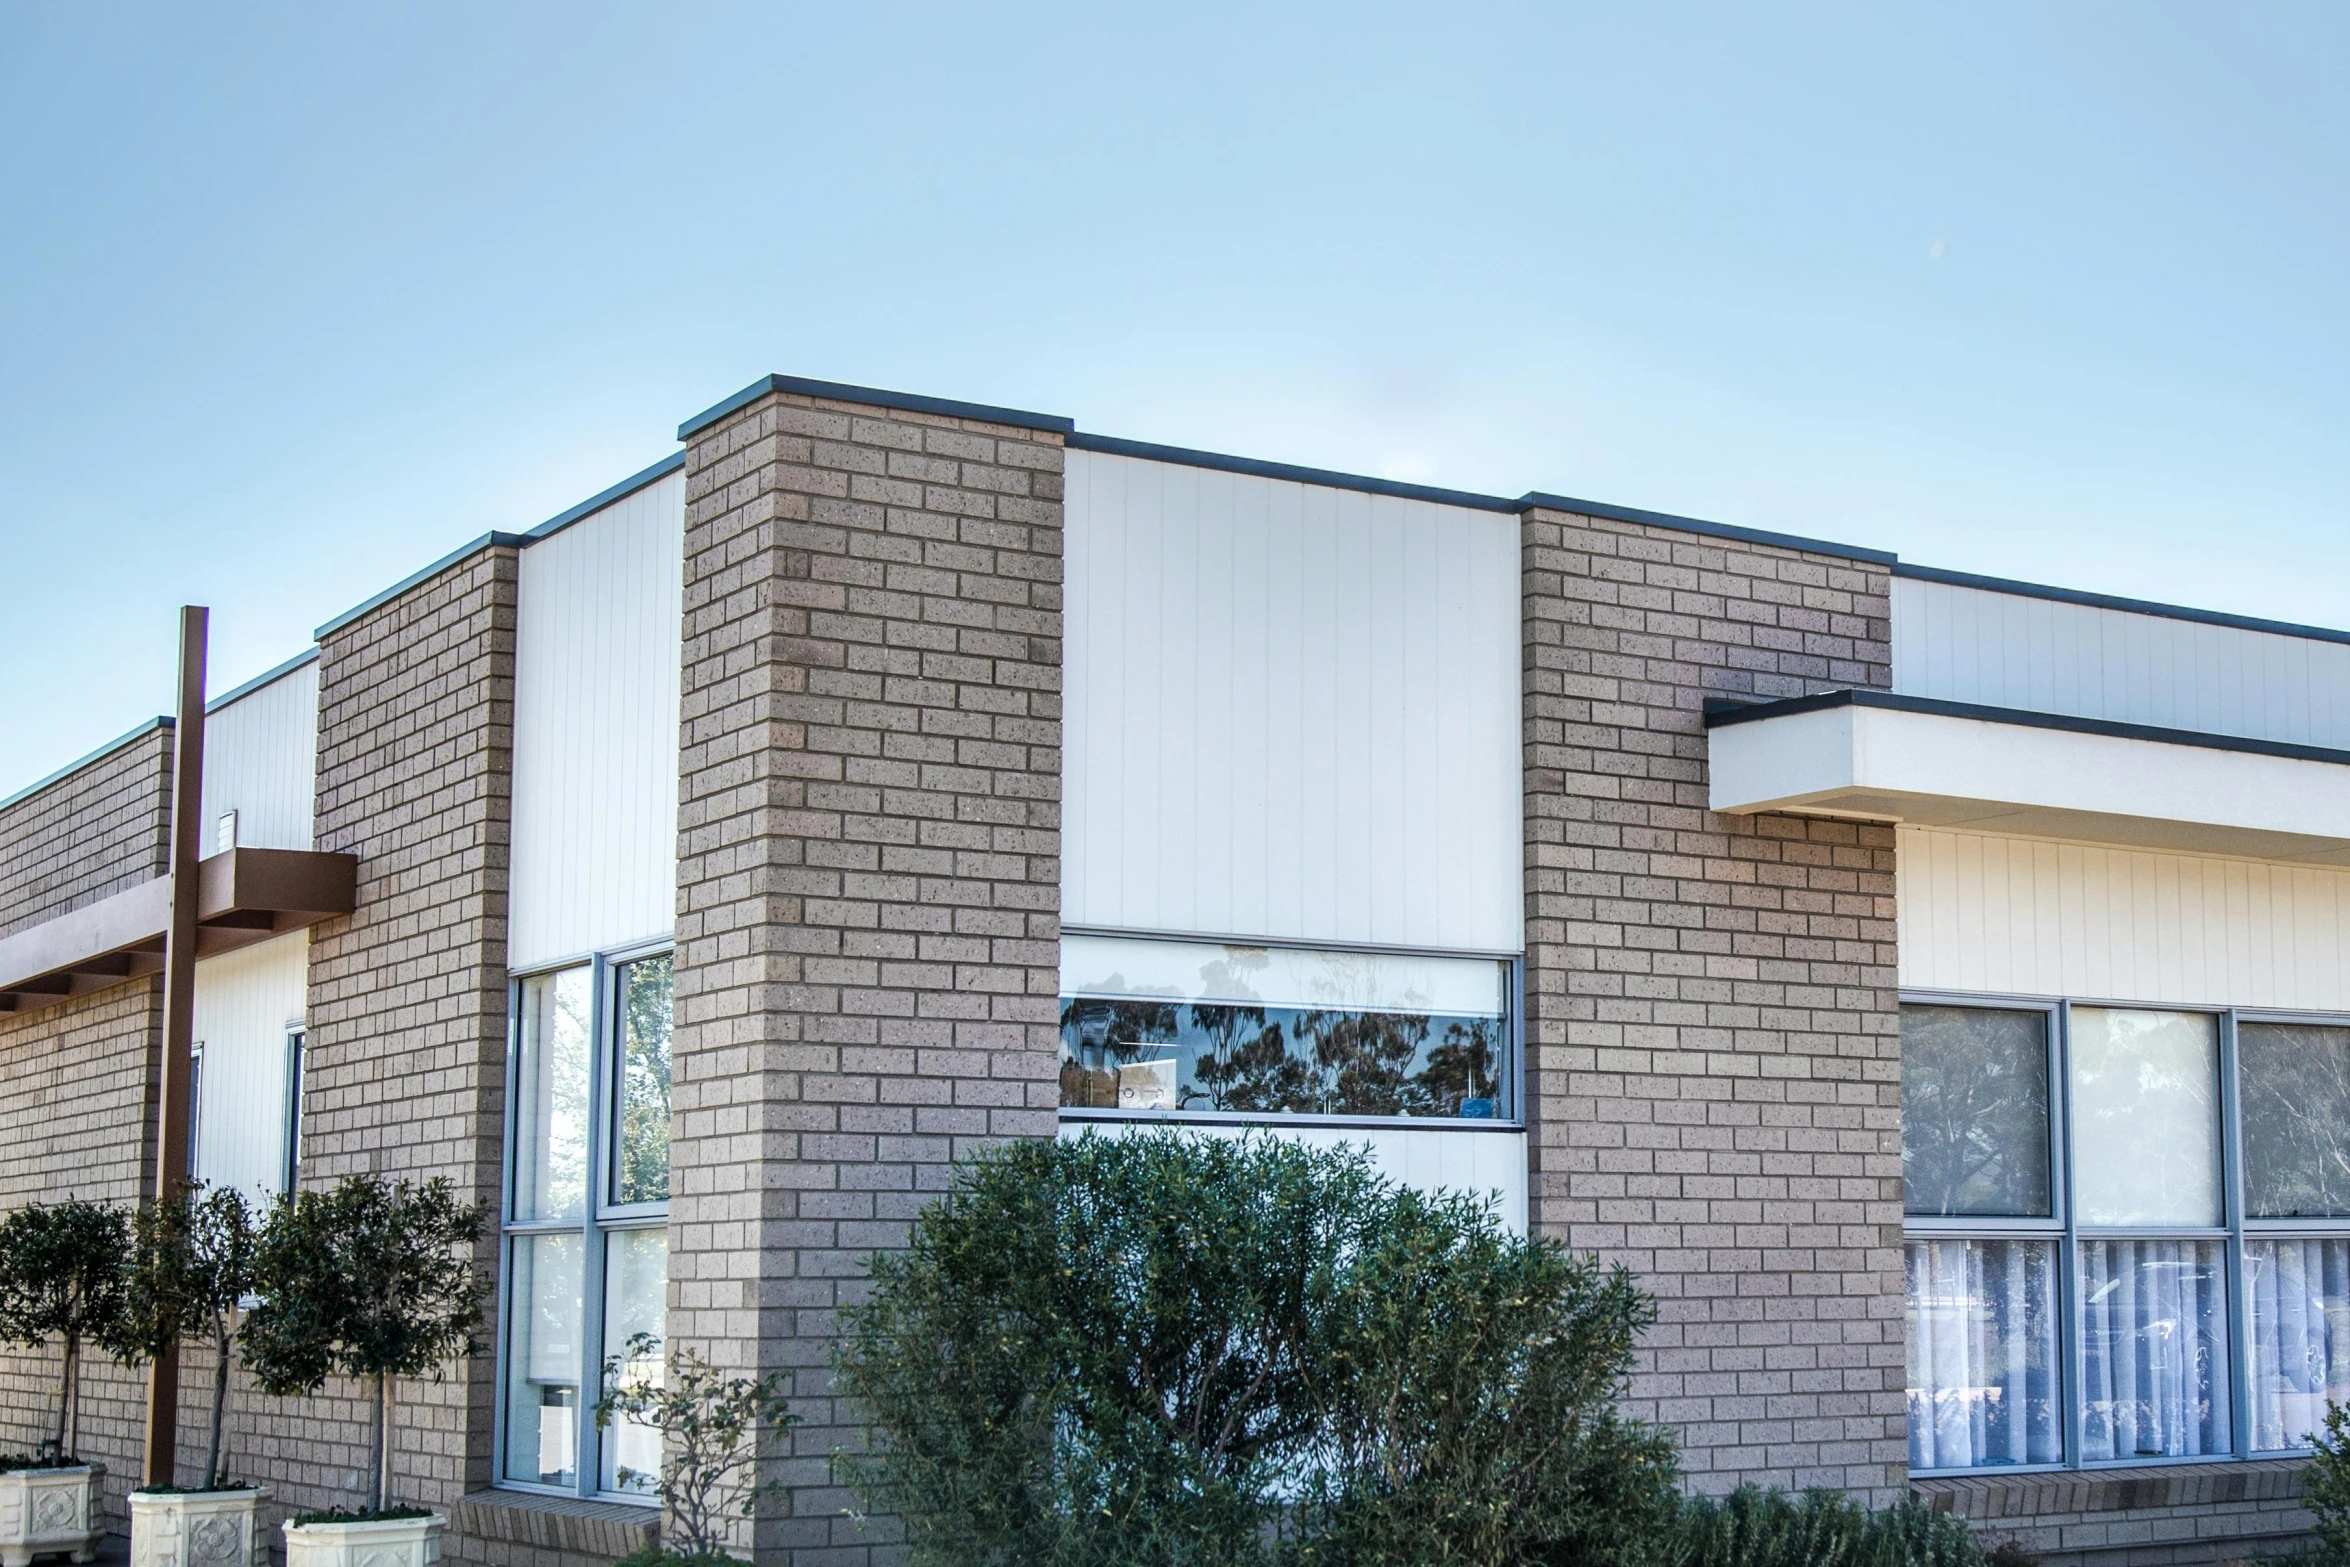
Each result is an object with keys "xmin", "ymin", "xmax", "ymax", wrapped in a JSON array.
[{"xmin": 1706, "ymin": 690, "xmax": 2350, "ymax": 866}]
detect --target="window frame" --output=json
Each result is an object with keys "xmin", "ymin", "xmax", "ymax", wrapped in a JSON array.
[
  {"xmin": 282, "ymin": 1023, "xmax": 306, "ymax": 1195},
  {"xmin": 1053, "ymin": 926, "xmax": 1526, "ymax": 1130},
  {"xmin": 1904, "ymin": 989, "xmax": 2350, "ymax": 1476},
  {"xmin": 491, "ymin": 938, "xmax": 672, "ymax": 1505}
]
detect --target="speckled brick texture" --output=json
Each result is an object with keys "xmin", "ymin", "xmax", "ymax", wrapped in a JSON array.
[
  {"xmin": 0, "ymin": 723, "xmax": 172, "ymax": 940},
  {"xmin": 673, "ymin": 386, "xmax": 1064, "ymax": 1564},
  {"xmin": 0, "ymin": 985, "xmax": 160, "ymax": 1535},
  {"xmin": 1917, "ymin": 1460, "xmax": 2317, "ymax": 1564},
  {"xmin": 257, "ymin": 541, "xmax": 519, "ymax": 1555},
  {"xmin": 1519, "ymin": 508, "xmax": 1907, "ymax": 1501}
]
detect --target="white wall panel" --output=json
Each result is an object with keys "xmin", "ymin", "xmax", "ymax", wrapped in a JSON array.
[
  {"xmin": 510, "ymin": 471, "xmax": 684, "ymax": 971},
  {"xmin": 1062, "ymin": 1120, "xmax": 1527, "ymax": 1234},
  {"xmin": 1893, "ymin": 576, "xmax": 2350, "ymax": 749},
  {"xmin": 1065, "ymin": 450, "xmax": 1522, "ymax": 953},
  {"xmin": 201, "ymin": 658, "xmax": 318, "ymax": 851},
  {"xmin": 1899, "ymin": 824, "xmax": 2350, "ymax": 1011},
  {"xmin": 192, "ymin": 929, "xmax": 306, "ymax": 1200}
]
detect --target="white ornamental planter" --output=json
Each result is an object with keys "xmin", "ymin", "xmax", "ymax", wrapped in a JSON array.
[
  {"xmin": 0, "ymin": 1464, "xmax": 102, "ymax": 1567},
  {"xmin": 281, "ymin": 1513, "xmax": 445, "ymax": 1567},
  {"xmin": 129, "ymin": 1487, "xmax": 268, "ymax": 1567}
]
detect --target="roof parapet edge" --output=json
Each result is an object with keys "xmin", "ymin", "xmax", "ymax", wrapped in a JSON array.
[
  {"xmin": 1067, "ymin": 432, "xmax": 1522, "ymax": 512},
  {"xmin": 523, "ymin": 450, "xmax": 686, "ymax": 543},
  {"xmin": 314, "ymin": 531, "xmax": 526, "ymax": 641},
  {"xmin": 1517, "ymin": 492, "xmax": 1897, "ymax": 565},
  {"xmin": 0, "ymin": 716, "xmax": 174, "ymax": 817},
  {"xmin": 206, "ymin": 647, "xmax": 323, "ymax": 715},
  {"xmin": 1894, "ymin": 562, "xmax": 2350, "ymax": 649},
  {"xmin": 678, "ymin": 375, "xmax": 1075, "ymax": 441}
]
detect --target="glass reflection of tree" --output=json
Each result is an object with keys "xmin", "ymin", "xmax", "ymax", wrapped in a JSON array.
[
  {"xmin": 1903, "ymin": 1007, "xmax": 2049, "ymax": 1217},
  {"xmin": 1057, "ymin": 998, "xmax": 1178, "ymax": 1109},
  {"xmin": 2241, "ymin": 1025, "xmax": 2350, "ymax": 1217},
  {"xmin": 616, "ymin": 956, "xmax": 673, "ymax": 1205},
  {"xmin": 1298, "ymin": 1009, "xmax": 1430, "ymax": 1116},
  {"xmin": 1184, "ymin": 1004, "xmax": 1283, "ymax": 1111},
  {"xmin": 1410, "ymin": 1018, "xmax": 1500, "ymax": 1114},
  {"xmin": 1189, "ymin": 1008, "xmax": 1317, "ymax": 1112}
]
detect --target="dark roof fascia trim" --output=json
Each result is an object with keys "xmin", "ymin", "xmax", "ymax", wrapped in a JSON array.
[
  {"xmin": 1067, "ymin": 432, "xmax": 1523, "ymax": 513},
  {"xmin": 1068, "ymin": 434, "xmax": 1896, "ymax": 562},
  {"xmin": 678, "ymin": 375, "xmax": 1075, "ymax": 441},
  {"xmin": 522, "ymin": 451, "xmax": 686, "ymax": 544},
  {"xmin": 1703, "ymin": 687, "xmax": 2350, "ymax": 769},
  {"xmin": 1894, "ymin": 562, "xmax": 2350, "ymax": 649},
  {"xmin": 0, "ymin": 717, "xmax": 174, "ymax": 816},
  {"xmin": 206, "ymin": 647, "xmax": 322, "ymax": 715},
  {"xmin": 314, "ymin": 531, "xmax": 527, "ymax": 640},
  {"xmin": 1517, "ymin": 492, "xmax": 1897, "ymax": 565}
]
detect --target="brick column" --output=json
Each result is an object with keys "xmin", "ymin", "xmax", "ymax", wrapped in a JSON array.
[
  {"xmin": 295, "ymin": 540, "xmax": 520, "ymax": 1520},
  {"xmin": 1519, "ymin": 507, "xmax": 1907, "ymax": 1499},
  {"xmin": 671, "ymin": 379, "xmax": 1065, "ymax": 1563}
]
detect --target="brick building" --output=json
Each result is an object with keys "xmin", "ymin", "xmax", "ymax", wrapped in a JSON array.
[{"xmin": 2, "ymin": 373, "xmax": 2345, "ymax": 1564}]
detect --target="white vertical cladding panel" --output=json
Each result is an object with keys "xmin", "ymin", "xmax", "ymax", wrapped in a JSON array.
[
  {"xmin": 200, "ymin": 658, "xmax": 319, "ymax": 851},
  {"xmin": 510, "ymin": 472, "xmax": 685, "ymax": 971},
  {"xmin": 1065, "ymin": 451, "xmax": 1522, "ymax": 953},
  {"xmin": 1898, "ymin": 824, "xmax": 2350, "ymax": 1011},
  {"xmin": 1893, "ymin": 576, "xmax": 2350, "ymax": 749},
  {"xmin": 192, "ymin": 929, "xmax": 306, "ymax": 1200},
  {"xmin": 1061, "ymin": 1120, "xmax": 1527, "ymax": 1234}
]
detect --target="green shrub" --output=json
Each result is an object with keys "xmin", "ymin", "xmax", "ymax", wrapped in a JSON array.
[
  {"xmin": 594, "ymin": 1332, "xmax": 794, "ymax": 1562},
  {"xmin": 0, "ymin": 1197, "xmax": 130, "ymax": 1461},
  {"xmin": 243, "ymin": 1175, "xmax": 488, "ymax": 1515},
  {"xmin": 119, "ymin": 1182, "xmax": 263, "ymax": 1487},
  {"xmin": 2304, "ymin": 1402, "xmax": 2350, "ymax": 1564},
  {"xmin": 1649, "ymin": 1486, "xmax": 1991, "ymax": 1567},
  {"xmin": 836, "ymin": 1130, "xmax": 1676, "ymax": 1567}
]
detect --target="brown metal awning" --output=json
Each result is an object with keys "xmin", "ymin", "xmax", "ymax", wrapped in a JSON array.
[{"xmin": 0, "ymin": 847, "xmax": 356, "ymax": 1015}]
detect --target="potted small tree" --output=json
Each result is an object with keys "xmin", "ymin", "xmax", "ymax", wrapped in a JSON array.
[
  {"xmin": 0, "ymin": 1197, "xmax": 129, "ymax": 1567},
  {"xmin": 117, "ymin": 1183, "xmax": 267, "ymax": 1567},
  {"xmin": 242, "ymin": 1176, "xmax": 486, "ymax": 1567},
  {"xmin": 593, "ymin": 1333, "xmax": 793, "ymax": 1567}
]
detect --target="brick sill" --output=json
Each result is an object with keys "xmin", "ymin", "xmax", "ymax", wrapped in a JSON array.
[
  {"xmin": 1914, "ymin": 1458, "xmax": 2309, "ymax": 1521},
  {"xmin": 453, "ymin": 1489, "xmax": 658, "ymax": 1559}
]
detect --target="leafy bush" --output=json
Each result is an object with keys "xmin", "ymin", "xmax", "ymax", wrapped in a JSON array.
[
  {"xmin": 2304, "ymin": 1402, "xmax": 2350, "ymax": 1563},
  {"xmin": 119, "ymin": 1182, "xmax": 263, "ymax": 1487},
  {"xmin": 594, "ymin": 1332, "xmax": 795, "ymax": 1562},
  {"xmin": 0, "ymin": 1197, "xmax": 130, "ymax": 1461},
  {"xmin": 243, "ymin": 1175, "xmax": 488, "ymax": 1515},
  {"xmin": 836, "ymin": 1130, "xmax": 1677, "ymax": 1567},
  {"xmin": 1650, "ymin": 1486, "xmax": 1991, "ymax": 1567}
]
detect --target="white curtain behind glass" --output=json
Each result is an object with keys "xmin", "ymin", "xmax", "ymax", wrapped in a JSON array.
[
  {"xmin": 2248, "ymin": 1238, "xmax": 2350, "ymax": 1451},
  {"xmin": 1906, "ymin": 1239, "xmax": 2061, "ymax": 1469},
  {"xmin": 2078, "ymin": 1239, "xmax": 2229, "ymax": 1459}
]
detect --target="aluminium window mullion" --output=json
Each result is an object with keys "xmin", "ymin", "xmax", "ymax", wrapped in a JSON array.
[
  {"xmin": 2222, "ymin": 1009, "xmax": 2252, "ymax": 1459},
  {"xmin": 572, "ymin": 952, "xmax": 616, "ymax": 1499},
  {"xmin": 2058, "ymin": 1000, "xmax": 2082, "ymax": 1470}
]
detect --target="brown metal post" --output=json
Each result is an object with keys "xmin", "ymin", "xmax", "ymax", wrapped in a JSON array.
[{"xmin": 144, "ymin": 606, "xmax": 207, "ymax": 1486}]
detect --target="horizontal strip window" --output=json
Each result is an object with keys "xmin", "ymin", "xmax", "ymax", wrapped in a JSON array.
[
  {"xmin": 1059, "ymin": 934, "xmax": 1515, "ymax": 1122},
  {"xmin": 1904, "ymin": 996, "xmax": 2350, "ymax": 1475}
]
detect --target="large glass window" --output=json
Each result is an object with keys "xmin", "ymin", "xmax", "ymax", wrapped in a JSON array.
[
  {"xmin": 1057, "ymin": 935, "xmax": 1513, "ymax": 1120},
  {"xmin": 499, "ymin": 951, "xmax": 672, "ymax": 1499},
  {"xmin": 1901, "ymin": 1000, "xmax": 2350, "ymax": 1473}
]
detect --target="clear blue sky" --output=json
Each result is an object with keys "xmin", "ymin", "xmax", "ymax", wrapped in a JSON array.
[{"xmin": 5, "ymin": 3, "xmax": 2348, "ymax": 796}]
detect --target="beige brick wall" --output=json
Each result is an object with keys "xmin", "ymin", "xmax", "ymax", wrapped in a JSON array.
[
  {"xmin": 1520, "ymin": 507, "xmax": 1906, "ymax": 1500},
  {"xmin": 238, "ymin": 541, "xmax": 521, "ymax": 1543},
  {"xmin": 1918, "ymin": 1461, "xmax": 2316, "ymax": 1566},
  {"xmin": 0, "ymin": 985, "xmax": 161, "ymax": 1532},
  {"xmin": 672, "ymin": 383, "xmax": 1064, "ymax": 1564},
  {"xmin": 0, "ymin": 723, "xmax": 173, "ymax": 940}
]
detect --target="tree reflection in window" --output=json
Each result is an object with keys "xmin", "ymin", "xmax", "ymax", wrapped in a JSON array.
[{"xmin": 1057, "ymin": 998, "xmax": 1506, "ymax": 1119}]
